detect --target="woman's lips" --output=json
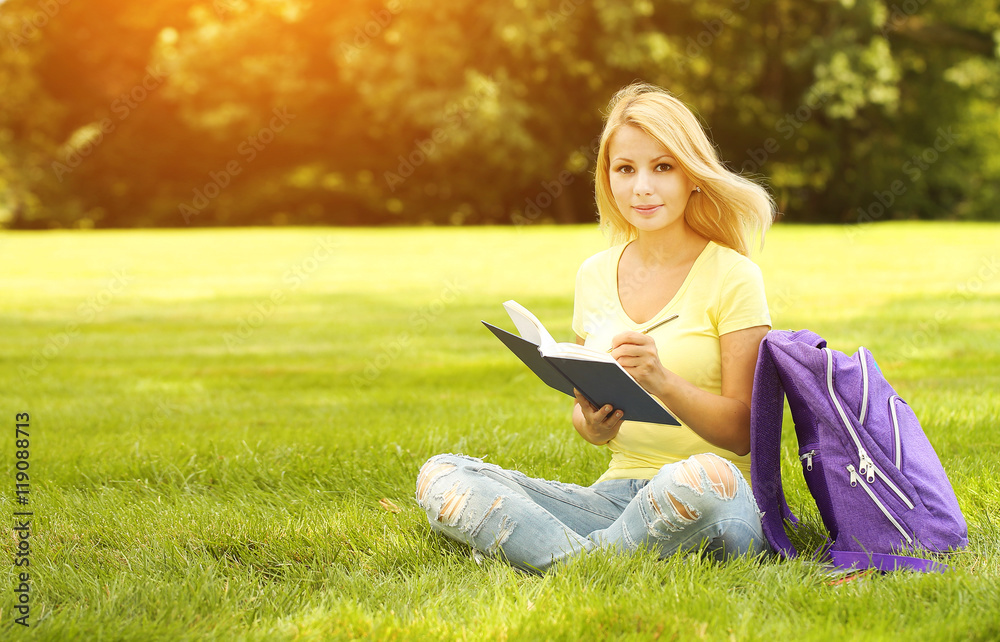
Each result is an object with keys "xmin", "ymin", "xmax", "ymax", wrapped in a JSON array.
[{"xmin": 632, "ymin": 204, "xmax": 662, "ymax": 215}]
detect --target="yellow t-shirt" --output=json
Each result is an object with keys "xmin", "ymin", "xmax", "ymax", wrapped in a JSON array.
[{"xmin": 572, "ymin": 240, "xmax": 771, "ymax": 483}]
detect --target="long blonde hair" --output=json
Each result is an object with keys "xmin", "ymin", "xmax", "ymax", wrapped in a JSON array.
[{"xmin": 595, "ymin": 83, "xmax": 775, "ymax": 256}]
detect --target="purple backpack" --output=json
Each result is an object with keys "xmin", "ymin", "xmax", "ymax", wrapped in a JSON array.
[{"xmin": 750, "ymin": 329, "xmax": 968, "ymax": 572}]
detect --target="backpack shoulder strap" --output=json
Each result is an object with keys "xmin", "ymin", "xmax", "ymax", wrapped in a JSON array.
[{"xmin": 750, "ymin": 331, "xmax": 799, "ymax": 557}]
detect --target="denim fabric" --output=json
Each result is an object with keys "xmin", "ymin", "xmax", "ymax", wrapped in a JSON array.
[{"xmin": 416, "ymin": 452, "xmax": 768, "ymax": 573}]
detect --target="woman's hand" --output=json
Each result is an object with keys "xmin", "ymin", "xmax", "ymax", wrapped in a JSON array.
[
  {"xmin": 609, "ymin": 331, "xmax": 669, "ymax": 396},
  {"xmin": 572, "ymin": 389, "xmax": 624, "ymax": 445}
]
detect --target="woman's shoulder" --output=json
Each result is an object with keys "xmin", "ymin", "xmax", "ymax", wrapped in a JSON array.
[
  {"xmin": 703, "ymin": 241, "xmax": 762, "ymax": 274},
  {"xmin": 691, "ymin": 241, "xmax": 765, "ymax": 296}
]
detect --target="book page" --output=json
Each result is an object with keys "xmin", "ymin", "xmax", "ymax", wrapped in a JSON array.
[
  {"xmin": 502, "ymin": 300, "xmax": 557, "ymax": 348},
  {"xmin": 539, "ymin": 342, "xmax": 617, "ymax": 363}
]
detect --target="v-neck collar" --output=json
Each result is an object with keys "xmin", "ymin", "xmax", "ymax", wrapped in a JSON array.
[{"xmin": 613, "ymin": 240, "xmax": 716, "ymax": 328}]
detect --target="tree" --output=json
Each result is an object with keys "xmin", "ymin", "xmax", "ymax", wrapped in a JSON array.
[{"xmin": 1, "ymin": 0, "xmax": 997, "ymax": 228}]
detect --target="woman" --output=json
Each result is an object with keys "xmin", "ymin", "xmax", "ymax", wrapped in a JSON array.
[{"xmin": 416, "ymin": 82, "xmax": 776, "ymax": 573}]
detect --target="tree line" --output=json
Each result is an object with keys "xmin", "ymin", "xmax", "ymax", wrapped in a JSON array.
[{"xmin": 0, "ymin": 0, "xmax": 997, "ymax": 229}]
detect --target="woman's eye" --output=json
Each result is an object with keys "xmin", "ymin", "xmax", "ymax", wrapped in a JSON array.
[
  {"xmin": 656, "ymin": 163, "xmax": 672, "ymax": 171},
  {"xmin": 615, "ymin": 165, "xmax": 633, "ymax": 174}
]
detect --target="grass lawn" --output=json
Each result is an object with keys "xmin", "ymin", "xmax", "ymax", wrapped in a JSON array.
[{"xmin": 2, "ymin": 222, "xmax": 999, "ymax": 640}]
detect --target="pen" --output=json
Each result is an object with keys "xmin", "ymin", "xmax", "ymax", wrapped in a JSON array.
[{"xmin": 607, "ymin": 314, "xmax": 679, "ymax": 352}]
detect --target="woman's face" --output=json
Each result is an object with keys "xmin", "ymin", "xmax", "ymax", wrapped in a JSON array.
[{"xmin": 608, "ymin": 124, "xmax": 696, "ymax": 235}]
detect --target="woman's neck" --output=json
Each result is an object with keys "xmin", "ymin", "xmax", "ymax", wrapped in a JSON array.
[{"xmin": 631, "ymin": 220, "xmax": 708, "ymax": 268}]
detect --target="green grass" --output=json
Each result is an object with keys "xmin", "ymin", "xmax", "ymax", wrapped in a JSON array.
[{"xmin": 1, "ymin": 222, "xmax": 999, "ymax": 640}]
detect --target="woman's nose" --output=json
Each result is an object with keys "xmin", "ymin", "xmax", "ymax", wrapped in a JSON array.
[{"xmin": 633, "ymin": 170, "xmax": 653, "ymax": 195}]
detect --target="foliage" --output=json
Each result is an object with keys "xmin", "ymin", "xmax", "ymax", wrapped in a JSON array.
[{"xmin": 0, "ymin": 0, "xmax": 998, "ymax": 228}]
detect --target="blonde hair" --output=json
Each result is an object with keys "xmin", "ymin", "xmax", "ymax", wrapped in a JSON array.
[{"xmin": 595, "ymin": 83, "xmax": 775, "ymax": 256}]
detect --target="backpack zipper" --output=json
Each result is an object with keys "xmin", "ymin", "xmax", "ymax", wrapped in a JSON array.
[
  {"xmin": 825, "ymin": 348, "xmax": 874, "ymax": 481},
  {"xmin": 800, "ymin": 450, "xmax": 816, "ymax": 471},
  {"xmin": 824, "ymin": 349, "xmax": 914, "ymax": 510},
  {"xmin": 848, "ymin": 464, "xmax": 913, "ymax": 544},
  {"xmin": 858, "ymin": 347, "xmax": 870, "ymax": 425},
  {"xmin": 889, "ymin": 395, "xmax": 903, "ymax": 469}
]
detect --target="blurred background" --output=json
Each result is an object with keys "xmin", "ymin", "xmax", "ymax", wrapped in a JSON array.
[{"xmin": 0, "ymin": 0, "xmax": 997, "ymax": 229}]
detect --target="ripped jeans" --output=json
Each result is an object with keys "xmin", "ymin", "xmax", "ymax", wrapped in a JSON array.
[{"xmin": 415, "ymin": 452, "xmax": 768, "ymax": 573}]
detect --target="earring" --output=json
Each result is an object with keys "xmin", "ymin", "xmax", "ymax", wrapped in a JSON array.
[{"xmin": 694, "ymin": 186, "xmax": 702, "ymax": 193}]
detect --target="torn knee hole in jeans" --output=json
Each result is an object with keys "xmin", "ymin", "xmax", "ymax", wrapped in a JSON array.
[
  {"xmin": 417, "ymin": 462, "xmax": 511, "ymax": 543},
  {"xmin": 435, "ymin": 489, "xmax": 514, "ymax": 552},
  {"xmin": 416, "ymin": 461, "xmax": 455, "ymax": 502},
  {"xmin": 673, "ymin": 454, "xmax": 738, "ymax": 501},
  {"xmin": 416, "ymin": 461, "xmax": 472, "ymax": 526},
  {"xmin": 648, "ymin": 490, "xmax": 699, "ymax": 532},
  {"xmin": 673, "ymin": 460, "xmax": 703, "ymax": 495},
  {"xmin": 436, "ymin": 482, "xmax": 473, "ymax": 525}
]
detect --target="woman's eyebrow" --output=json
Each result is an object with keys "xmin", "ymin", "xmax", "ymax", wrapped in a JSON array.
[{"xmin": 612, "ymin": 154, "xmax": 675, "ymax": 163}]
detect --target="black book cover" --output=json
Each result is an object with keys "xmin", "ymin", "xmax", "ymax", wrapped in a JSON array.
[{"xmin": 483, "ymin": 321, "xmax": 680, "ymax": 426}]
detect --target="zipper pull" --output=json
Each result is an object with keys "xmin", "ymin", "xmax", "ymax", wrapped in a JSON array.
[
  {"xmin": 859, "ymin": 451, "xmax": 876, "ymax": 483},
  {"xmin": 847, "ymin": 464, "xmax": 859, "ymax": 487},
  {"xmin": 799, "ymin": 450, "xmax": 816, "ymax": 471}
]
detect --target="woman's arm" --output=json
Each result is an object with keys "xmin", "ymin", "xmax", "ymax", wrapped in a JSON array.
[
  {"xmin": 571, "ymin": 335, "xmax": 625, "ymax": 445},
  {"xmin": 609, "ymin": 325, "xmax": 768, "ymax": 456}
]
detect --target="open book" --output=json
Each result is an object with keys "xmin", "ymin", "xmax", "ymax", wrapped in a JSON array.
[{"xmin": 482, "ymin": 300, "xmax": 680, "ymax": 426}]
